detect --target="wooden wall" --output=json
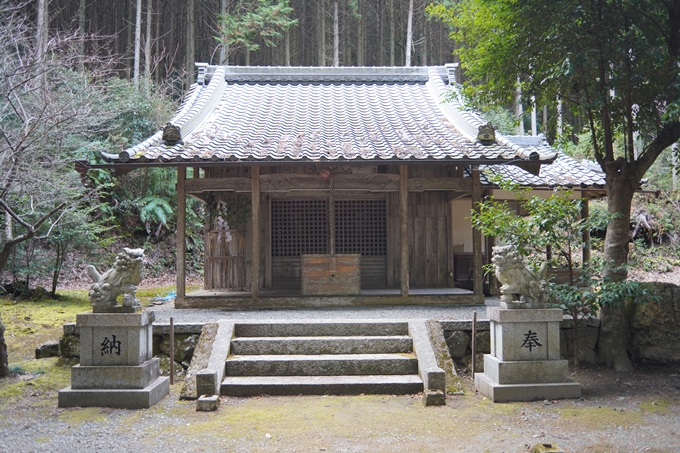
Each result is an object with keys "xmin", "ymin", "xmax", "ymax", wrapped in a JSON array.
[{"xmin": 202, "ymin": 164, "xmax": 459, "ymax": 291}]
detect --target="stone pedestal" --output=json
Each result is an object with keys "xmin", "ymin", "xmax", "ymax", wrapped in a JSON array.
[
  {"xmin": 474, "ymin": 307, "xmax": 581, "ymax": 402},
  {"xmin": 59, "ymin": 312, "xmax": 169, "ymax": 409}
]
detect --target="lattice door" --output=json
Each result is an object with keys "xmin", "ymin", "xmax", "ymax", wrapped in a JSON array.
[
  {"xmin": 271, "ymin": 200, "xmax": 328, "ymax": 257},
  {"xmin": 334, "ymin": 199, "xmax": 387, "ymax": 256}
]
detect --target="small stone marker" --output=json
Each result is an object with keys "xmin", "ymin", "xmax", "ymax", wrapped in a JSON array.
[
  {"xmin": 532, "ymin": 443, "xmax": 564, "ymax": 453},
  {"xmin": 422, "ymin": 389, "xmax": 445, "ymax": 406},
  {"xmin": 197, "ymin": 394, "xmax": 220, "ymax": 412}
]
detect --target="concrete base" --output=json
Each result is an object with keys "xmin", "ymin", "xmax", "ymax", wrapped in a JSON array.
[
  {"xmin": 58, "ymin": 376, "xmax": 169, "ymax": 409},
  {"xmin": 474, "ymin": 372, "xmax": 581, "ymax": 403}
]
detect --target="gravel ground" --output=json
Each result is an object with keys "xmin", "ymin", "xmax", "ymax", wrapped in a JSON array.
[
  {"xmin": 1, "ymin": 362, "xmax": 679, "ymax": 453},
  {"xmin": 148, "ymin": 298, "xmax": 500, "ymax": 324}
]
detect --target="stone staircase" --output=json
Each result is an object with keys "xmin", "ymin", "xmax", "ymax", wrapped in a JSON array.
[{"xmin": 220, "ymin": 321, "xmax": 425, "ymax": 396}]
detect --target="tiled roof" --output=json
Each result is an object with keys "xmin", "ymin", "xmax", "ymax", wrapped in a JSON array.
[
  {"xmin": 103, "ymin": 65, "xmax": 560, "ymax": 166},
  {"xmin": 481, "ymin": 152, "xmax": 606, "ymax": 189}
]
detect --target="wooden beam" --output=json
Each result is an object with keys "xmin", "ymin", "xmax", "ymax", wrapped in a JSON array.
[
  {"xmin": 251, "ymin": 166, "xmax": 260, "ymax": 298},
  {"xmin": 176, "ymin": 167, "xmax": 186, "ymax": 304},
  {"xmin": 471, "ymin": 166, "xmax": 483, "ymax": 297},
  {"xmin": 184, "ymin": 175, "xmax": 473, "ymax": 193},
  {"xmin": 400, "ymin": 165, "xmax": 409, "ymax": 296}
]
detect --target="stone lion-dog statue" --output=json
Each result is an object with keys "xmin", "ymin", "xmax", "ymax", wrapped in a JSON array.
[
  {"xmin": 86, "ymin": 248, "xmax": 144, "ymax": 313},
  {"xmin": 492, "ymin": 244, "xmax": 549, "ymax": 309}
]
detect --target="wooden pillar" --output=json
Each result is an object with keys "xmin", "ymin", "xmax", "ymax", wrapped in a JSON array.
[
  {"xmin": 582, "ymin": 196, "xmax": 591, "ymax": 265},
  {"xmin": 251, "ymin": 166, "xmax": 260, "ymax": 298},
  {"xmin": 471, "ymin": 166, "xmax": 483, "ymax": 297},
  {"xmin": 176, "ymin": 167, "xmax": 186, "ymax": 303},
  {"xmin": 400, "ymin": 165, "xmax": 409, "ymax": 296}
]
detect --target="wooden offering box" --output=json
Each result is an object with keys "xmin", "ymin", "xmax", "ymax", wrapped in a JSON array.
[{"xmin": 301, "ymin": 254, "xmax": 361, "ymax": 296}]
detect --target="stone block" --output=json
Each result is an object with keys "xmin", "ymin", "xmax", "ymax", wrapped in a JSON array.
[
  {"xmin": 491, "ymin": 319, "xmax": 560, "ymax": 362},
  {"xmin": 487, "ymin": 307, "xmax": 563, "ymax": 323},
  {"xmin": 59, "ymin": 335, "xmax": 80, "ymax": 358},
  {"xmin": 63, "ymin": 323, "xmax": 78, "ymax": 336},
  {"xmin": 196, "ymin": 369, "xmax": 218, "ymax": 397},
  {"xmin": 78, "ymin": 313, "xmax": 153, "ymax": 367},
  {"xmin": 181, "ymin": 323, "xmax": 219, "ymax": 400},
  {"xmin": 482, "ymin": 355, "xmax": 569, "ymax": 385},
  {"xmin": 155, "ymin": 355, "xmax": 186, "ymax": 380},
  {"xmin": 197, "ymin": 394, "xmax": 220, "ymax": 412},
  {"xmin": 446, "ymin": 331, "xmax": 470, "ymax": 359},
  {"xmin": 36, "ymin": 340, "xmax": 60, "ymax": 359},
  {"xmin": 409, "ymin": 321, "xmax": 446, "ymax": 394},
  {"xmin": 70, "ymin": 358, "xmax": 160, "ymax": 389},
  {"xmin": 474, "ymin": 372, "xmax": 581, "ymax": 403},
  {"xmin": 58, "ymin": 376, "xmax": 169, "ymax": 409},
  {"xmin": 422, "ymin": 389, "xmax": 445, "ymax": 406}
]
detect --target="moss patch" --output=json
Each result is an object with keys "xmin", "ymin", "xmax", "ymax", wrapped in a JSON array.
[
  {"xmin": 554, "ymin": 405, "xmax": 644, "ymax": 430},
  {"xmin": 639, "ymin": 398, "xmax": 674, "ymax": 414}
]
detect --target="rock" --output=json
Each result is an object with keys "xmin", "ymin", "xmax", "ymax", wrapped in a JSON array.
[
  {"xmin": 446, "ymin": 331, "xmax": 470, "ymax": 359},
  {"xmin": 475, "ymin": 331, "xmax": 491, "ymax": 354},
  {"xmin": 627, "ymin": 282, "xmax": 680, "ymax": 363},
  {"xmin": 426, "ymin": 319, "xmax": 462, "ymax": 393},
  {"xmin": 0, "ymin": 315, "xmax": 8, "ymax": 377},
  {"xmin": 36, "ymin": 340, "xmax": 60, "ymax": 359},
  {"xmin": 155, "ymin": 355, "xmax": 186, "ymax": 380},
  {"xmin": 59, "ymin": 335, "xmax": 80, "ymax": 358},
  {"xmin": 563, "ymin": 326, "xmax": 598, "ymax": 364},
  {"xmin": 462, "ymin": 353, "xmax": 485, "ymax": 372},
  {"xmin": 159, "ymin": 334, "xmax": 200, "ymax": 363}
]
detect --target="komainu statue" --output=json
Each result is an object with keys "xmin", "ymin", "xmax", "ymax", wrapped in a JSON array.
[
  {"xmin": 492, "ymin": 244, "xmax": 549, "ymax": 309},
  {"xmin": 87, "ymin": 248, "xmax": 145, "ymax": 313}
]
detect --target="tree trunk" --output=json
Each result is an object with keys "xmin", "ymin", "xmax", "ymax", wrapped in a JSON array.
[
  {"xmin": 333, "ymin": 0, "xmax": 339, "ymax": 67},
  {"xmin": 133, "ymin": 0, "xmax": 142, "ymax": 86},
  {"xmin": 144, "ymin": 0, "xmax": 152, "ymax": 93},
  {"xmin": 219, "ymin": 0, "xmax": 227, "ymax": 64},
  {"xmin": 318, "ymin": 0, "xmax": 326, "ymax": 66},
  {"xmin": 389, "ymin": 0, "xmax": 395, "ymax": 65},
  {"xmin": 404, "ymin": 0, "xmax": 413, "ymax": 67},
  {"xmin": 599, "ymin": 171, "xmax": 636, "ymax": 372},
  {"xmin": 78, "ymin": 0, "xmax": 86, "ymax": 70},
  {"xmin": 357, "ymin": 0, "xmax": 365, "ymax": 66},
  {"xmin": 186, "ymin": 0, "xmax": 195, "ymax": 86},
  {"xmin": 378, "ymin": 0, "xmax": 384, "ymax": 66},
  {"xmin": 285, "ymin": 29, "xmax": 291, "ymax": 66},
  {"xmin": 36, "ymin": 0, "xmax": 48, "ymax": 60}
]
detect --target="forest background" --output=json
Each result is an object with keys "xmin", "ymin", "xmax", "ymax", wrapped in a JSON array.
[{"xmin": 1, "ymin": 0, "xmax": 679, "ymax": 309}]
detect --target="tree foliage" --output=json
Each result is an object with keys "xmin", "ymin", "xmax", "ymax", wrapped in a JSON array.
[
  {"xmin": 430, "ymin": 0, "xmax": 680, "ymax": 371},
  {"xmin": 216, "ymin": 0, "xmax": 298, "ymax": 61}
]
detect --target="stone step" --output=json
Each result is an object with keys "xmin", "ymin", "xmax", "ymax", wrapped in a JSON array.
[
  {"xmin": 221, "ymin": 374, "xmax": 424, "ymax": 396},
  {"xmin": 230, "ymin": 336, "xmax": 413, "ymax": 355},
  {"xmin": 233, "ymin": 321, "xmax": 409, "ymax": 338},
  {"xmin": 226, "ymin": 353, "xmax": 418, "ymax": 377}
]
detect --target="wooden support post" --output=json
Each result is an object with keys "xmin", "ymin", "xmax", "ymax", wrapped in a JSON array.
[
  {"xmin": 251, "ymin": 166, "xmax": 260, "ymax": 298},
  {"xmin": 471, "ymin": 166, "xmax": 483, "ymax": 297},
  {"xmin": 471, "ymin": 311, "xmax": 477, "ymax": 376},
  {"xmin": 582, "ymin": 196, "xmax": 591, "ymax": 265},
  {"xmin": 169, "ymin": 317, "xmax": 174, "ymax": 385},
  {"xmin": 176, "ymin": 167, "xmax": 186, "ymax": 303},
  {"xmin": 400, "ymin": 165, "xmax": 409, "ymax": 296}
]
